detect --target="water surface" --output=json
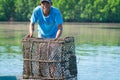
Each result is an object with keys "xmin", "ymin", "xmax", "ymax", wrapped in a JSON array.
[{"xmin": 0, "ymin": 22, "xmax": 120, "ymax": 80}]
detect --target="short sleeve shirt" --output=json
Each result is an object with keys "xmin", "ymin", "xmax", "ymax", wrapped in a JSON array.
[{"xmin": 30, "ymin": 6, "xmax": 63, "ymax": 38}]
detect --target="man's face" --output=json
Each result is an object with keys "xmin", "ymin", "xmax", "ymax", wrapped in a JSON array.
[{"xmin": 41, "ymin": 1, "xmax": 51, "ymax": 16}]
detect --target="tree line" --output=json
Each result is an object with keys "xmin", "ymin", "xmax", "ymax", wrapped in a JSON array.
[{"xmin": 0, "ymin": 0, "xmax": 120, "ymax": 22}]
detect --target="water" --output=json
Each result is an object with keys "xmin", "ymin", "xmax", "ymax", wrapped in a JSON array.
[
  {"xmin": 0, "ymin": 22, "xmax": 120, "ymax": 80},
  {"xmin": 0, "ymin": 45, "xmax": 120, "ymax": 80},
  {"xmin": 0, "ymin": 52, "xmax": 23, "ymax": 76},
  {"xmin": 76, "ymin": 44, "xmax": 120, "ymax": 80}
]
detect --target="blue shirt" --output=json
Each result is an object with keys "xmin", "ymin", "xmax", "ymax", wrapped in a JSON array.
[{"xmin": 30, "ymin": 6, "xmax": 63, "ymax": 38}]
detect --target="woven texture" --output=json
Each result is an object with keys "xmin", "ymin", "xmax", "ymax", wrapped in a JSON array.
[{"xmin": 22, "ymin": 37, "xmax": 77, "ymax": 80}]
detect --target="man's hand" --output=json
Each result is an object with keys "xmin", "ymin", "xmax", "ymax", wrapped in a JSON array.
[
  {"xmin": 26, "ymin": 33, "xmax": 33, "ymax": 38},
  {"xmin": 55, "ymin": 24, "xmax": 63, "ymax": 39},
  {"xmin": 54, "ymin": 37, "xmax": 59, "ymax": 41},
  {"xmin": 27, "ymin": 22, "xmax": 34, "ymax": 38}
]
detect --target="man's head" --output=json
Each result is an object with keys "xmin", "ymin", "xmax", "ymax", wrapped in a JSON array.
[
  {"xmin": 40, "ymin": 0, "xmax": 52, "ymax": 16},
  {"xmin": 40, "ymin": 0, "xmax": 52, "ymax": 4}
]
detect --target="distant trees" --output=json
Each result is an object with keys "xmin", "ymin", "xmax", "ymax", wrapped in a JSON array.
[
  {"xmin": 0, "ymin": 0, "xmax": 15, "ymax": 21},
  {"xmin": 0, "ymin": 0, "xmax": 120, "ymax": 22},
  {"xmin": 52, "ymin": 0, "xmax": 120, "ymax": 22}
]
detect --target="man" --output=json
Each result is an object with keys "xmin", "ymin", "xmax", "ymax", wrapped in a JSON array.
[
  {"xmin": 27, "ymin": 0, "xmax": 63, "ymax": 78},
  {"xmin": 28, "ymin": 0, "xmax": 63, "ymax": 39}
]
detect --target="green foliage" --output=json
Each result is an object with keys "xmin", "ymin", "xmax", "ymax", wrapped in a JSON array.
[
  {"xmin": 0, "ymin": 0, "xmax": 15, "ymax": 21},
  {"xmin": 0, "ymin": 0, "xmax": 120, "ymax": 22},
  {"xmin": 14, "ymin": 0, "xmax": 38, "ymax": 21}
]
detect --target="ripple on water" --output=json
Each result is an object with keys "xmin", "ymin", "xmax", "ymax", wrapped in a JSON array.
[
  {"xmin": 0, "ymin": 46, "xmax": 7, "ymax": 52},
  {"xmin": 10, "ymin": 46, "xmax": 21, "ymax": 52},
  {"xmin": 0, "ymin": 53, "xmax": 23, "ymax": 76},
  {"xmin": 0, "ymin": 46, "xmax": 21, "ymax": 53}
]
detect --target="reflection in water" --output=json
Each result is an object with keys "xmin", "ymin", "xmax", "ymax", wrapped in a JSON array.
[
  {"xmin": 0, "ymin": 46, "xmax": 21, "ymax": 53},
  {"xmin": 0, "ymin": 46, "xmax": 7, "ymax": 52}
]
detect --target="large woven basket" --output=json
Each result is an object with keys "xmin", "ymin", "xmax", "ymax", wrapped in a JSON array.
[{"xmin": 22, "ymin": 37, "xmax": 77, "ymax": 80}]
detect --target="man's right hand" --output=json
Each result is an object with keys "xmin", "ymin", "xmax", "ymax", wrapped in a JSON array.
[
  {"xmin": 26, "ymin": 33, "xmax": 33, "ymax": 38},
  {"xmin": 27, "ymin": 22, "xmax": 34, "ymax": 38}
]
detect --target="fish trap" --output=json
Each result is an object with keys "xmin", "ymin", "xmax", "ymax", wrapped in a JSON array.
[{"xmin": 22, "ymin": 37, "xmax": 77, "ymax": 80}]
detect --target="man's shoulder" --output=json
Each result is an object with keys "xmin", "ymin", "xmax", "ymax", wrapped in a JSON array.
[
  {"xmin": 34, "ymin": 6, "xmax": 42, "ymax": 11},
  {"xmin": 51, "ymin": 6, "xmax": 60, "ymax": 13}
]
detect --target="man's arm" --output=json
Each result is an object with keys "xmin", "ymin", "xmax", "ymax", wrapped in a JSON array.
[
  {"xmin": 55, "ymin": 24, "xmax": 63, "ymax": 39},
  {"xmin": 27, "ymin": 22, "xmax": 34, "ymax": 37}
]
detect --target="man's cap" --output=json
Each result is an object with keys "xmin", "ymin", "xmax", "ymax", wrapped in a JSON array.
[{"xmin": 40, "ymin": 0, "xmax": 52, "ymax": 3}]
